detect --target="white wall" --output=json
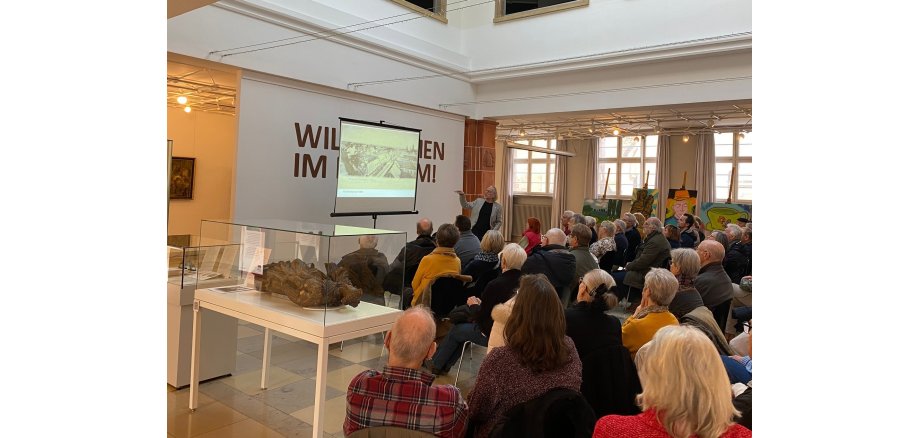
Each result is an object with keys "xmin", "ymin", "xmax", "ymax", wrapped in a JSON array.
[
  {"xmin": 167, "ymin": 1, "xmax": 476, "ymax": 115},
  {"xmin": 234, "ymin": 71, "xmax": 466, "ymax": 236}
]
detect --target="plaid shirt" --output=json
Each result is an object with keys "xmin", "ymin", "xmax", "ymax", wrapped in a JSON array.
[{"xmin": 344, "ymin": 366, "xmax": 469, "ymax": 438}]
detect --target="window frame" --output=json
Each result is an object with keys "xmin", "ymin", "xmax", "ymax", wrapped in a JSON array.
[
  {"xmin": 494, "ymin": 0, "xmax": 589, "ymax": 23},
  {"xmin": 596, "ymin": 135, "xmax": 658, "ymax": 199},
  {"xmin": 510, "ymin": 138, "xmax": 557, "ymax": 196},
  {"xmin": 715, "ymin": 131, "xmax": 752, "ymax": 204},
  {"xmin": 390, "ymin": 0, "xmax": 448, "ymax": 23}
]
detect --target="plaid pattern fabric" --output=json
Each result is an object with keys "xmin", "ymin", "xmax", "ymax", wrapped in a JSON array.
[{"xmin": 344, "ymin": 366, "xmax": 469, "ymax": 438}]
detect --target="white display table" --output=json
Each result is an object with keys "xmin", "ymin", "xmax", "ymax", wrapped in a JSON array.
[{"xmin": 188, "ymin": 288, "xmax": 402, "ymax": 438}]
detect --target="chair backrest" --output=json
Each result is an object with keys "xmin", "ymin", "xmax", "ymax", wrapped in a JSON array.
[
  {"xmin": 490, "ymin": 388, "xmax": 597, "ymax": 438},
  {"xmin": 347, "ymin": 426, "xmax": 439, "ymax": 438},
  {"xmin": 466, "ymin": 265, "xmax": 501, "ymax": 298},
  {"xmin": 579, "ymin": 345, "xmax": 642, "ymax": 417},
  {"xmin": 429, "ymin": 276, "xmax": 469, "ymax": 317}
]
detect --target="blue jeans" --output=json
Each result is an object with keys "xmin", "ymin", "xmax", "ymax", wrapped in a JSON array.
[
  {"xmin": 432, "ymin": 322, "xmax": 487, "ymax": 371},
  {"xmin": 721, "ymin": 355, "xmax": 752, "ymax": 384}
]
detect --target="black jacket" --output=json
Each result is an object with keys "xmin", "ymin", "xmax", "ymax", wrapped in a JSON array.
[
  {"xmin": 565, "ymin": 301, "xmax": 641, "ymax": 417},
  {"xmin": 383, "ymin": 235, "xmax": 435, "ymax": 291},
  {"xmin": 522, "ymin": 244, "xmax": 576, "ymax": 299},
  {"xmin": 723, "ymin": 241, "xmax": 752, "ymax": 283},
  {"xmin": 695, "ymin": 263, "xmax": 735, "ymax": 307},
  {"xmin": 624, "ymin": 228, "xmax": 642, "ymax": 263},
  {"xmin": 470, "ymin": 269, "xmax": 522, "ymax": 336}
]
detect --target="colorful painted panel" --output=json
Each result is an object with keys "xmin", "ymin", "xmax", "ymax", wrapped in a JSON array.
[
  {"xmin": 629, "ymin": 188, "xmax": 659, "ymax": 218},
  {"xmin": 582, "ymin": 199, "xmax": 623, "ymax": 223},
  {"xmin": 663, "ymin": 189, "xmax": 698, "ymax": 226},
  {"xmin": 700, "ymin": 202, "xmax": 752, "ymax": 231}
]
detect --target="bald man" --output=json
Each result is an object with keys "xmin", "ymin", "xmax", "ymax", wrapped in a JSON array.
[
  {"xmin": 694, "ymin": 240, "xmax": 735, "ymax": 331},
  {"xmin": 344, "ymin": 307, "xmax": 469, "ymax": 438},
  {"xmin": 384, "ymin": 218, "xmax": 436, "ymax": 299},
  {"xmin": 522, "ymin": 227, "xmax": 576, "ymax": 301}
]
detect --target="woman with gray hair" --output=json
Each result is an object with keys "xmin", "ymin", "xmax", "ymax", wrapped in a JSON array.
[
  {"xmin": 611, "ymin": 219, "xmax": 630, "ymax": 270},
  {"xmin": 707, "ymin": 230, "xmax": 731, "ymax": 253},
  {"xmin": 621, "ymin": 267, "xmax": 679, "ymax": 358},
  {"xmin": 591, "ymin": 221, "xmax": 619, "ymax": 271},
  {"xmin": 622, "ymin": 213, "xmax": 642, "ymax": 263},
  {"xmin": 585, "ymin": 215, "xmax": 599, "ymax": 244},
  {"xmin": 667, "ymin": 248, "xmax": 706, "ymax": 319}
]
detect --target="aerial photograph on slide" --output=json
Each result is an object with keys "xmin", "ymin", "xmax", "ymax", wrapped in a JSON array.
[{"xmin": 338, "ymin": 141, "xmax": 417, "ymax": 191}]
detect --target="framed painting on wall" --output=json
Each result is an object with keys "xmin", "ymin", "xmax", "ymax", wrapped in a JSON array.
[{"xmin": 170, "ymin": 157, "xmax": 195, "ymax": 200}]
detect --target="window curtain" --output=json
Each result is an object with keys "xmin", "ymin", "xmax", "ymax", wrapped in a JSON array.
[
  {"xmin": 501, "ymin": 143, "xmax": 515, "ymax": 241},
  {"xmin": 695, "ymin": 133, "xmax": 716, "ymax": 206},
  {"xmin": 584, "ymin": 138, "xmax": 598, "ymax": 200},
  {"xmin": 654, "ymin": 135, "xmax": 671, "ymax": 219},
  {"xmin": 551, "ymin": 140, "xmax": 568, "ymax": 230}
]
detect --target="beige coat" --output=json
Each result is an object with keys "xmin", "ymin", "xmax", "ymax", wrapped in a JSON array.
[{"xmin": 487, "ymin": 296, "xmax": 516, "ymax": 353}]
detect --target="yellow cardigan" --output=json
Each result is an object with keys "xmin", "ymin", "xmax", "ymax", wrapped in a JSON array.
[
  {"xmin": 622, "ymin": 311, "xmax": 679, "ymax": 358},
  {"xmin": 410, "ymin": 247, "xmax": 461, "ymax": 306}
]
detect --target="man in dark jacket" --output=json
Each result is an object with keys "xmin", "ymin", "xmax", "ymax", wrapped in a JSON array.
[
  {"xmin": 678, "ymin": 213, "xmax": 700, "ymax": 248},
  {"xmin": 384, "ymin": 218, "xmax": 435, "ymax": 293},
  {"xmin": 724, "ymin": 227, "xmax": 751, "ymax": 283},
  {"xmin": 522, "ymin": 227, "xmax": 576, "ymax": 301},
  {"xmin": 695, "ymin": 240, "xmax": 735, "ymax": 331},
  {"xmin": 622, "ymin": 213, "xmax": 642, "ymax": 263},
  {"xmin": 613, "ymin": 217, "xmax": 671, "ymax": 300}
]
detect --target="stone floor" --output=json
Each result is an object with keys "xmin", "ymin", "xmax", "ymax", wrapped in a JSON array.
[{"xmin": 167, "ymin": 318, "xmax": 487, "ymax": 438}]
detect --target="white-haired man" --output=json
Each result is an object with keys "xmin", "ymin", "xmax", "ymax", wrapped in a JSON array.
[
  {"xmin": 339, "ymin": 235, "xmax": 390, "ymax": 296},
  {"xmin": 561, "ymin": 210, "xmax": 575, "ymax": 235},
  {"xmin": 344, "ymin": 306, "xmax": 468, "ymax": 438},
  {"xmin": 455, "ymin": 186, "xmax": 503, "ymax": 241}
]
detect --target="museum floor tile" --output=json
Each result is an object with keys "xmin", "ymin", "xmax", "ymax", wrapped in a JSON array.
[{"xmin": 167, "ymin": 319, "xmax": 486, "ymax": 438}]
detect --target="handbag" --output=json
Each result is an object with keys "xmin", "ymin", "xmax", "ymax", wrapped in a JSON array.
[{"xmin": 448, "ymin": 304, "xmax": 475, "ymax": 324}]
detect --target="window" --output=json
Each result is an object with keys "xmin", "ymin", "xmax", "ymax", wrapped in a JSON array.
[
  {"xmin": 715, "ymin": 132, "xmax": 753, "ymax": 203},
  {"xmin": 511, "ymin": 139, "xmax": 557, "ymax": 195},
  {"xmin": 494, "ymin": 0, "xmax": 588, "ymax": 23},
  {"xmin": 596, "ymin": 135, "xmax": 658, "ymax": 198},
  {"xmin": 391, "ymin": 0, "xmax": 447, "ymax": 23}
]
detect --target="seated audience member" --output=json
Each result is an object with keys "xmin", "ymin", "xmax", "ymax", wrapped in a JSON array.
[
  {"xmin": 664, "ymin": 224, "xmax": 681, "ymax": 249},
  {"xmin": 622, "ymin": 213, "xmax": 642, "ymax": 263},
  {"xmin": 593, "ymin": 325, "xmax": 752, "ymax": 438},
  {"xmin": 453, "ymin": 215, "xmax": 481, "ymax": 270},
  {"xmin": 411, "ymin": 224, "xmax": 462, "ymax": 307},
  {"xmin": 611, "ymin": 219, "xmax": 630, "ymax": 270},
  {"xmin": 724, "ymin": 227, "xmax": 752, "ymax": 284},
  {"xmin": 728, "ymin": 276, "xmax": 752, "ymax": 334},
  {"xmin": 338, "ymin": 235, "xmax": 390, "ymax": 295},
  {"xmin": 708, "ymin": 230, "xmax": 731, "ymax": 252},
  {"xmin": 613, "ymin": 218, "xmax": 671, "ymax": 300},
  {"xmin": 678, "ymin": 213, "xmax": 700, "ymax": 248},
  {"xmin": 566, "ymin": 269, "xmax": 642, "ymax": 417},
  {"xmin": 521, "ymin": 228, "xmax": 576, "ymax": 300},
  {"xmin": 569, "ymin": 224, "xmax": 599, "ymax": 301},
  {"xmin": 635, "ymin": 213, "xmax": 649, "ymax": 239},
  {"xmin": 590, "ymin": 220, "xmax": 618, "ymax": 264},
  {"xmin": 384, "ymin": 218, "xmax": 435, "ymax": 295},
  {"xmin": 730, "ymin": 320, "xmax": 752, "ymax": 357},
  {"xmin": 522, "ymin": 217, "xmax": 542, "ymax": 254},
  {"xmin": 585, "ymin": 215, "xmax": 599, "ymax": 244},
  {"xmin": 461, "ymin": 229, "xmax": 505, "ymax": 288},
  {"xmin": 428, "ymin": 243, "xmax": 526, "ymax": 375},
  {"xmin": 693, "ymin": 215, "xmax": 707, "ymax": 242},
  {"xmin": 344, "ymin": 306, "xmax": 468, "ymax": 438},
  {"xmin": 695, "ymin": 240, "xmax": 735, "ymax": 332},
  {"xmin": 621, "ymin": 268, "xmax": 679, "ymax": 357},
  {"xmin": 561, "ymin": 210, "xmax": 575, "ymax": 236},
  {"xmin": 467, "ymin": 274, "xmax": 582, "ymax": 438},
  {"xmin": 667, "ymin": 248, "xmax": 705, "ymax": 319}
]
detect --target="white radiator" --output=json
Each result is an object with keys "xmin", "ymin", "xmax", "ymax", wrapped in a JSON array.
[{"xmin": 510, "ymin": 196, "xmax": 553, "ymax": 239}]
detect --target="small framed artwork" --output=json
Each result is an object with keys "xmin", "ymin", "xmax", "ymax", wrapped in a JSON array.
[{"xmin": 170, "ymin": 157, "xmax": 195, "ymax": 199}]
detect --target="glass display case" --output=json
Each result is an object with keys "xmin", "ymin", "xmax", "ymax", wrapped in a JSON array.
[
  {"xmin": 197, "ymin": 219, "xmax": 407, "ymax": 313},
  {"xmin": 167, "ymin": 235, "xmax": 238, "ymax": 388}
]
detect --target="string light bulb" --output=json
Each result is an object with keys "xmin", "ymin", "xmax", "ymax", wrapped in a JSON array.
[
  {"xmin": 682, "ymin": 134, "xmax": 690, "ymax": 143},
  {"xmin": 177, "ymin": 96, "xmax": 188, "ymax": 105},
  {"xmin": 613, "ymin": 127, "xmax": 620, "ymax": 136},
  {"xmin": 184, "ymin": 105, "xmax": 192, "ymax": 113},
  {"xmin": 518, "ymin": 128, "xmax": 525, "ymax": 137},
  {"xmin": 738, "ymin": 132, "xmax": 745, "ymax": 140}
]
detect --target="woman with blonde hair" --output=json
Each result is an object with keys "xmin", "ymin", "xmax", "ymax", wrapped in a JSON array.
[
  {"xmin": 593, "ymin": 325, "xmax": 751, "ymax": 438},
  {"xmin": 462, "ymin": 229, "xmax": 505, "ymax": 293}
]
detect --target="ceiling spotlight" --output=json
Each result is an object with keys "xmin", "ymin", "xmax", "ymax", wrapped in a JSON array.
[
  {"xmin": 682, "ymin": 134, "xmax": 690, "ymax": 143},
  {"xmin": 588, "ymin": 121, "xmax": 595, "ymax": 134},
  {"xmin": 177, "ymin": 96, "xmax": 188, "ymax": 105},
  {"xmin": 738, "ymin": 132, "xmax": 745, "ymax": 140},
  {"xmin": 184, "ymin": 105, "xmax": 192, "ymax": 113},
  {"xmin": 633, "ymin": 136, "xmax": 640, "ymax": 142},
  {"xmin": 613, "ymin": 127, "xmax": 620, "ymax": 136},
  {"xmin": 518, "ymin": 128, "xmax": 525, "ymax": 136}
]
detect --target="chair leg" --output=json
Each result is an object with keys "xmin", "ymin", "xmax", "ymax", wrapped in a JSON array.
[{"xmin": 455, "ymin": 341, "xmax": 472, "ymax": 386}]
